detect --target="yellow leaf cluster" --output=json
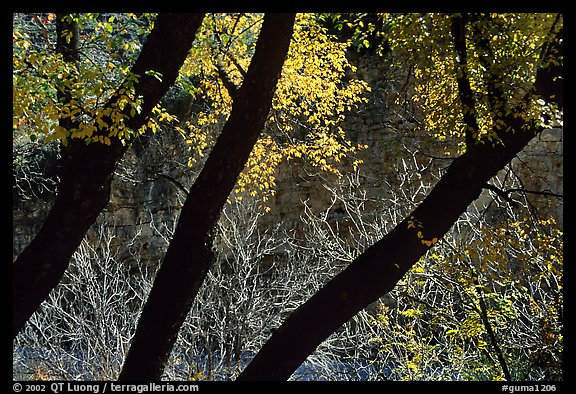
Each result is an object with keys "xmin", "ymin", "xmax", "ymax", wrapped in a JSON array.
[
  {"xmin": 385, "ymin": 13, "xmax": 562, "ymax": 150},
  {"xmin": 235, "ymin": 136, "xmax": 283, "ymax": 203},
  {"xmin": 13, "ymin": 14, "xmax": 166, "ymax": 146},
  {"xmin": 180, "ymin": 13, "xmax": 371, "ymax": 203}
]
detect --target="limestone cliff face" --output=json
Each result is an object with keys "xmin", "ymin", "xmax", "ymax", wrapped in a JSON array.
[
  {"xmin": 12, "ymin": 53, "xmax": 563, "ymax": 265},
  {"xmin": 12, "ymin": 125, "xmax": 195, "ymax": 265},
  {"xmin": 265, "ymin": 52, "xmax": 563, "ymax": 231}
]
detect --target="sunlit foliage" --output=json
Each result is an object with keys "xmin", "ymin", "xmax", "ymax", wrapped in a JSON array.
[
  {"xmin": 384, "ymin": 13, "xmax": 562, "ymax": 151},
  {"xmin": 13, "ymin": 13, "xmax": 370, "ymax": 201},
  {"xmin": 12, "ymin": 13, "xmax": 168, "ymax": 146},
  {"xmin": 369, "ymin": 214, "xmax": 562, "ymax": 380},
  {"xmin": 178, "ymin": 13, "xmax": 370, "ymax": 202}
]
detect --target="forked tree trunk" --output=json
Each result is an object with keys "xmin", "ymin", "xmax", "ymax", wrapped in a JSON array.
[
  {"xmin": 237, "ymin": 29, "xmax": 562, "ymax": 382},
  {"xmin": 12, "ymin": 13, "xmax": 206, "ymax": 338},
  {"xmin": 118, "ymin": 13, "xmax": 296, "ymax": 381}
]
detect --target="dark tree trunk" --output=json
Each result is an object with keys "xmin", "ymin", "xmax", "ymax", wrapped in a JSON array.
[
  {"xmin": 118, "ymin": 13, "xmax": 296, "ymax": 381},
  {"xmin": 237, "ymin": 29, "xmax": 562, "ymax": 382},
  {"xmin": 236, "ymin": 128, "xmax": 537, "ymax": 381},
  {"xmin": 12, "ymin": 13, "xmax": 205, "ymax": 338},
  {"xmin": 450, "ymin": 13, "xmax": 480, "ymax": 149}
]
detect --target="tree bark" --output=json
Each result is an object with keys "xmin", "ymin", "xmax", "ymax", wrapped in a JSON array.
[
  {"xmin": 450, "ymin": 13, "xmax": 480, "ymax": 149},
  {"xmin": 118, "ymin": 13, "xmax": 296, "ymax": 381},
  {"xmin": 12, "ymin": 13, "xmax": 205, "ymax": 338},
  {"xmin": 237, "ymin": 28, "xmax": 562, "ymax": 382}
]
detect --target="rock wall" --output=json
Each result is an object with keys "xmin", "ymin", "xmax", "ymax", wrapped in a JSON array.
[
  {"xmin": 12, "ymin": 52, "xmax": 563, "ymax": 265},
  {"xmin": 266, "ymin": 52, "xmax": 563, "ymax": 232}
]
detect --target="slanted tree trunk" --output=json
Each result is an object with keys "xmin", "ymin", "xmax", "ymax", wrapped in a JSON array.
[
  {"xmin": 12, "ymin": 13, "xmax": 206, "ymax": 338},
  {"xmin": 237, "ymin": 29, "xmax": 562, "ymax": 382},
  {"xmin": 118, "ymin": 13, "xmax": 296, "ymax": 381}
]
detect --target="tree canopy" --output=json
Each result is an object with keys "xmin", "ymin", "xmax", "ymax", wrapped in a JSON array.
[
  {"xmin": 13, "ymin": 12, "xmax": 562, "ymax": 381},
  {"xmin": 13, "ymin": 13, "xmax": 370, "ymax": 202}
]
